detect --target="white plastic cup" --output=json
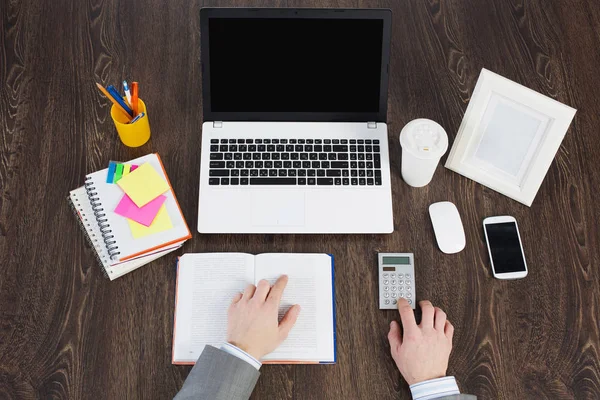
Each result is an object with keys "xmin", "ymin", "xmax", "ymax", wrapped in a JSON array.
[{"xmin": 399, "ymin": 119, "xmax": 449, "ymax": 187}]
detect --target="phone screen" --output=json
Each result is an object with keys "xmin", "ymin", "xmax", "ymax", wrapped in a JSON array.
[{"xmin": 485, "ymin": 222, "xmax": 526, "ymax": 273}]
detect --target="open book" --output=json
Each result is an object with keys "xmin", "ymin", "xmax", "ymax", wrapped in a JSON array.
[{"xmin": 172, "ymin": 253, "xmax": 336, "ymax": 364}]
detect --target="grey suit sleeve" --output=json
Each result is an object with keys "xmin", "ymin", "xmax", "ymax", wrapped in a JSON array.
[{"xmin": 174, "ymin": 345, "xmax": 260, "ymax": 400}]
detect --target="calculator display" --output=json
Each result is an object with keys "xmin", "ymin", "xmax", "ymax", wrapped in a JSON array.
[{"xmin": 382, "ymin": 256, "xmax": 410, "ymax": 265}]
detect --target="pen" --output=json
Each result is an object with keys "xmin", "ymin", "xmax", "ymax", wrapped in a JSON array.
[
  {"xmin": 95, "ymin": 82, "xmax": 132, "ymax": 121},
  {"xmin": 129, "ymin": 112, "xmax": 145, "ymax": 124},
  {"xmin": 131, "ymin": 82, "xmax": 139, "ymax": 116},
  {"xmin": 107, "ymin": 85, "xmax": 134, "ymax": 117},
  {"xmin": 123, "ymin": 80, "xmax": 132, "ymax": 107}
]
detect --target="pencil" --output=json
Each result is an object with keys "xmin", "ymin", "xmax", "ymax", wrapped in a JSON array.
[{"xmin": 95, "ymin": 82, "xmax": 132, "ymax": 121}]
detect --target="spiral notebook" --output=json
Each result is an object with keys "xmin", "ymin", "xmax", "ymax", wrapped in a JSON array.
[{"xmin": 68, "ymin": 153, "xmax": 191, "ymax": 280}]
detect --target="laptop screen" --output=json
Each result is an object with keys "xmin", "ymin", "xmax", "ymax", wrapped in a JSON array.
[{"xmin": 201, "ymin": 9, "xmax": 391, "ymax": 122}]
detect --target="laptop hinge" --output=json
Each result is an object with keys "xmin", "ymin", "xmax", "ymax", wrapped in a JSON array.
[
  {"xmin": 213, "ymin": 121, "xmax": 223, "ymax": 128},
  {"xmin": 367, "ymin": 121, "xmax": 377, "ymax": 129}
]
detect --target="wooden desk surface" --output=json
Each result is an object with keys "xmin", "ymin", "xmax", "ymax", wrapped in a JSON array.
[{"xmin": 1, "ymin": 0, "xmax": 599, "ymax": 399}]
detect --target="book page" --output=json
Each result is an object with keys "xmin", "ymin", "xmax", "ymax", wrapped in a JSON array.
[
  {"xmin": 255, "ymin": 253, "xmax": 335, "ymax": 362},
  {"xmin": 172, "ymin": 253, "xmax": 254, "ymax": 363}
]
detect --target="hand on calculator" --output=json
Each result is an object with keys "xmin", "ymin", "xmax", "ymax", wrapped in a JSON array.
[{"xmin": 387, "ymin": 299, "xmax": 454, "ymax": 385}]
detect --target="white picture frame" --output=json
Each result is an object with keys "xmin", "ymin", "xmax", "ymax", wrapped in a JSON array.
[{"xmin": 445, "ymin": 68, "xmax": 576, "ymax": 206}]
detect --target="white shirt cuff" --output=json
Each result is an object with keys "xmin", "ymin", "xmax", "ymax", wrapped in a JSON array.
[
  {"xmin": 220, "ymin": 343, "xmax": 262, "ymax": 370},
  {"xmin": 409, "ymin": 376, "xmax": 460, "ymax": 400}
]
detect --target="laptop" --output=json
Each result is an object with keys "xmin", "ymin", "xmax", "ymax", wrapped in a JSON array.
[{"xmin": 198, "ymin": 8, "xmax": 394, "ymax": 234}]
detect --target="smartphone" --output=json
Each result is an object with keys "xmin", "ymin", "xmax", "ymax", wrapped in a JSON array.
[{"xmin": 483, "ymin": 216, "xmax": 528, "ymax": 279}]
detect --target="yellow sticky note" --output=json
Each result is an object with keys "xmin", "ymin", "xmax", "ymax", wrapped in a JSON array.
[
  {"xmin": 122, "ymin": 164, "xmax": 131, "ymax": 176},
  {"xmin": 127, "ymin": 204, "xmax": 173, "ymax": 238},
  {"xmin": 117, "ymin": 163, "xmax": 170, "ymax": 207}
]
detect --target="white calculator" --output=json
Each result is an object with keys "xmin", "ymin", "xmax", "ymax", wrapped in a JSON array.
[{"xmin": 378, "ymin": 253, "xmax": 416, "ymax": 309}]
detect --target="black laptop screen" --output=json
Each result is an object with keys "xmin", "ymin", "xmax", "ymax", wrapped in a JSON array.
[{"xmin": 207, "ymin": 17, "xmax": 384, "ymax": 115}]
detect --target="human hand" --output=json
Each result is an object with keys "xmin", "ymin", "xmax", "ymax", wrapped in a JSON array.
[
  {"xmin": 227, "ymin": 275, "xmax": 301, "ymax": 360},
  {"xmin": 387, "ymin": 299, "xmax": 454, "ymax": 385}
]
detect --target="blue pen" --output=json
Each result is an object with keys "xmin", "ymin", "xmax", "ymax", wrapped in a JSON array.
[
  {"xmin": 129, "ymin": 112, "xmax": 145, "ymax": 124},
  {"xmin": 107, "ymin": 85, "xmax": 134, "ymax": 117},
  {"xmin": 122, "ymin": 80, "xmax": 132, "ymax": 107}
]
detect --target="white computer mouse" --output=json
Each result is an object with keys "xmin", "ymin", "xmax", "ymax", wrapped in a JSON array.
[{"xmin": 428, "ymin": 201, "xmax": 466, "ymax": 254}]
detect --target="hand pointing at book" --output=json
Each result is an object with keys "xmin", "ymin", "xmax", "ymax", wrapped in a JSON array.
[{"xmin": 227, "ymin": 275, "xmax": 301, "ymax": 360}]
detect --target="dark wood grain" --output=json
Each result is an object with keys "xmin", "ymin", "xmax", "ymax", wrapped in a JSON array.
[{"xmin": 1, "ymin": 0, "xmax": 599, "ymax": 399}]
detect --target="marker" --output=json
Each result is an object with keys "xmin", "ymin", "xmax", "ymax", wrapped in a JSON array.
[
  {"xmin": 95, "ymin": 83, "xmax": 132, "ymax": 121},
  {"xmin": 123, "ymin": 80, "xmax": 132, "ymax": 107},
  {"xmin": 131, "ymin": 82, "xmax": 139, "ymax": 116},
  {"xmin": 129, "ymin": 112, "xmax": 145, "ymax": 124}
]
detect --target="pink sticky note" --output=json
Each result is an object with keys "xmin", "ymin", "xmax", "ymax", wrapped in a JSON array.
[
  {"xmin": 130, "ymin": 164, "xmax": 139, "ymax": 172},
  {"xmin": 114, "ymin": 194, "xmax": 167, "ymax": 227}
]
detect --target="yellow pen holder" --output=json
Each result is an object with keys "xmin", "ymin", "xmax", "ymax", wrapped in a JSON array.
[{"xmin": 110, "ymin": 98, "xmax": 151, "ymax": 147}]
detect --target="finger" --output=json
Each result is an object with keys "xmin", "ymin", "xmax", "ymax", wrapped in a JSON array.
[
  {"xmin": 444, "ymin": 320, "xmax": 454, "ymax": 340},
  {"xmin": 253, "ymin": 279, "xmax": 271, "ymax": 302},
  {"xmin": 267, "ymin": 275, "xmax": 289, "ymax": 304},
  {"xmin": 434, "ymin": 307, "xmax": 447, "ymax": 331},
  {"xmin": 419, "ymin": 300, "xmax": 435, "ymax": 329},
  {"xmin": 397, "ymin": 298, "xmax": 417, "ymax": 333},
  {"xmin": 387, "ymin": 320, "xmax": 403, "ymax": 354},
  {"xmin": 231, "ymin": 292, "xmax": 243, "ymax": 305},
  {"xmin": 278, "ymin": 304, "xmax": 301, "ymax": 339},
  {"xmin": 242, "ymin": 284, "xmax": 256, "ymax": 301}
]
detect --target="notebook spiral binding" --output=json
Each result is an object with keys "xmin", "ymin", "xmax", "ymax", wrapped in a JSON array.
[
  {"xmin": 85, "ymin": 177, "xmax": 120, "ymax": 260},
  {"xmin": 67, "ymin": 196, "xmax": 109, "ymax": 278}
]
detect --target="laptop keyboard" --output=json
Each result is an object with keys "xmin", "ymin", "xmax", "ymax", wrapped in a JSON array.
[{"xmin": 208, "ymin": 138, "xmax": 382, "ymax": 186}]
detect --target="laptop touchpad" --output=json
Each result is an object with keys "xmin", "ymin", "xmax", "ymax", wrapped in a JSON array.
[{"xmin": 251, "ymin": 192, "xmax": 305, "ymax": 226}]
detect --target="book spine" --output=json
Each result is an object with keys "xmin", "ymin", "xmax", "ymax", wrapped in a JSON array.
[
  {"xmin": 84, "ymin": 176, "xmax": 120, "ymax": 260},
  {"xmin": 67, "ymin": 195, "xmax": 109, "ymax": 278}
]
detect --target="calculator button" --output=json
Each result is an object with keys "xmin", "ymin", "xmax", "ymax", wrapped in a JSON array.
[
  {"xmin": 406, "ymin": 286, "xmax": 412, "ymax": 291},
  {"xmin": 390, "ymin": 273, "xmax": 396, "ymax": 278},
  {"xmin": 398, "ymin": 273, "xmax": 404, "ymax": 279},
  {"xmin": 397, "ymin": 286, "xmax": 404, "ymax": 292},
  {"xmin": 383, "ymin": 280, "xmax": 389, "ymax": 285},
  {"xmin": 405, "ymin": 274, "xmax": 411, "ymax": 278},
  {"xmin": 408, "ymin": 299, "xmax": 413, "ymax": 305},
  {"xmin": 385, "ymin": 299, "xmax": 390, "ymax": 305},
  {"xmin": 391, "ymin": 287, "xmax": 396, "ymax": 292},
  {"xmin": 392, "ymin": 299, "xmax": 397, "ymax": 305},
  {"xmin": 406, "ymin": 280, "xmax": 411, "ymax": 285},
  {"xmin": 406, "ymin": 293, "xmax": 412, "ymax": 298},
  {"xmin": 384, "ymin": 293, "xmax": 389, "ymax": 298},
  {"xmin": 391, "ymin": 293, "xmax": 397, "ymax": 298},
  {"xmin": 391, "ymin": 280, "xmax": 396, "ymax": 285},
  {"xmin": 383, "ymin": 273, "xmax": 388, "ymax": 278},
  {"xmin": 383, "ymin": 286, "xmax": 389, "ymax": 291},
  {"xmin": 398, "ymin": 280, "xmax": 404, "ymax": 285}
]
